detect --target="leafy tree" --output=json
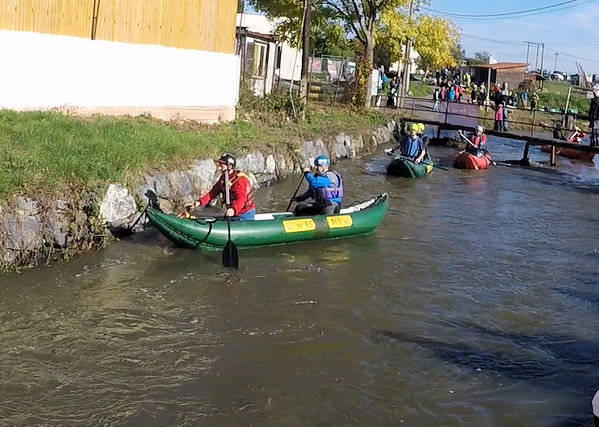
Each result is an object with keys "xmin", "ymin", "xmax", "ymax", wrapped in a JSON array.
[
  {"xmin": 247, "ymin": 0, "xmax": 305, "ymax": 45},
  {"xmin": 375, "ymin": 9, "xmax": 409, "ymax": 72},
  {"xmin": 451, "ymin": 42, "xmax": 465, "ymax": 66},
  {"xmin": 322, "ymin": 0, "xmax": 414, "ymax": 108},
  {"xmin": 249, "ymin": 0, "xmax": 461, "ymax": 108},
  {"xmin": 474, "ymin": 51, "xmax": 491, "ymax": 63},
  {"xmin": 313, "ymin": 22, "xmax": 354, "ymax": 58},
  {"xmin": 412, "ymin": 15, "xmax": 459, "ymax": 73},
  {"xmin": 375, "ymin": 9, "xmax": 458, "ymax": 77}
]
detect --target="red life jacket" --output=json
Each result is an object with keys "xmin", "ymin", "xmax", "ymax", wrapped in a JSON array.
[{"xmin": 225, "ymin": 171, "xmax": 254, "ymax": 214}]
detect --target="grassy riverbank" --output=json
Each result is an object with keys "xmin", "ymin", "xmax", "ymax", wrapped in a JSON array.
[{"xmin": 0, "ymin": 107, "xmax": 387, "ymax": 200}]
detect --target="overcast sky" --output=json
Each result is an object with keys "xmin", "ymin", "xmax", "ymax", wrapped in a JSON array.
[{"xmin": 424, "ymin": 0, "xmax": 599, "ymax": 74}]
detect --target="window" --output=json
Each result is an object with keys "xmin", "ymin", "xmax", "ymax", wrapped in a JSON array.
[{"xmin": 252, "ymin": 42, "xmax": 267, "ymax": 78}]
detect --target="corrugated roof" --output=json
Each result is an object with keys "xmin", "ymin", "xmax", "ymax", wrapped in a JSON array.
[{"xmin": 472, "ymin": 62, "xmax": 528, "ymax": 70}]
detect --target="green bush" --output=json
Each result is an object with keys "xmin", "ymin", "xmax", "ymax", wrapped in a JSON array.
[{"xmin": 238, "ymin": 80, "xmax": 304, "ymax": 121}]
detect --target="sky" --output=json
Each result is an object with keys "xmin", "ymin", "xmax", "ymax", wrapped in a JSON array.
[{"xmin": 424, "ymin": 0, "xmax": 599, "ymax": 74}]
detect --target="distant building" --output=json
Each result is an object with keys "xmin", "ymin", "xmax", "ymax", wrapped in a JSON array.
[
  {"xmin": 523, "ymin": 71, "xmax": 548, "ymax": 89},
  {"xmin": 236, "ymin": 13, "xmax": 302, "ymax": 97},
  {"xmin": 389, "ymin": 49, "xmax": 422, "ymax": 77},
  {"xmin": 0, "ymin": 0, "xmax": 239, "ymax": 123},
  {"xmin": 467, "ymin": 62, "xmax": 528, "ymax": 89}
]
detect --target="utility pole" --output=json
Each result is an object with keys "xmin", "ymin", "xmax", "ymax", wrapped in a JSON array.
[
  {"xmin": 399, "ymin": 0, "xmax": 415, "ymax": 109},
  {"xmin": 539, "ymin": 43, "xmax": 545, "ymax": 88},
  {"xmin": 525, "ymin": 41, "xmax": 531, "ymax": 70},
  {"xmin": 554, "ymin": 52, "xmax": 559, "ymax": 72}
]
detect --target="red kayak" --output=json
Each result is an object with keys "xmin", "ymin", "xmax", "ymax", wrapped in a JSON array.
[
  {"xmin": 453, "ymin": 151, "xmax": 493, "ymax": 170},
  {"xmin": 540, "ymin": 145, "xmax": 595, "ymax": 161}
]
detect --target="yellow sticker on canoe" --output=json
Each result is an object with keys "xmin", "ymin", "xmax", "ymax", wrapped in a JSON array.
[
  {"xmin": 282, "ymin": 218, "xmax": 316, "ymax": 233},
  {"xmin": 326, "ymin": 215, "xmax": 353, "ymax": 228}
]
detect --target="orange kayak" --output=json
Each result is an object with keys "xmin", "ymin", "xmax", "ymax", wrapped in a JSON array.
[
  {"xmin": 453, "ymin": 151, "xmax": 493, "ymax": 170},
  {"xmin": 540, "ymin": 145, "xmax": 595, "ymax": 161}
]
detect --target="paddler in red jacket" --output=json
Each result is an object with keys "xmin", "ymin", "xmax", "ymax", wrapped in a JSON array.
[{"xmin": 185, "ymin": 153, "xmax": 255, "ymax": 220}]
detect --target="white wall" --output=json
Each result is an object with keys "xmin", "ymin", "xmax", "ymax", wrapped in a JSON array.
[
  {"xmin": 0, "ymin": 30, "xmax": 239, "ymax": 118},
  {"xmin": 237, "ymin": 13, "xmax": 301, "ymax": 82}
]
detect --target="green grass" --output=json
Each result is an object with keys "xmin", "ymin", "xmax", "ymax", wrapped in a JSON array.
[
  {"xmin": 409, "ymin": 81, "xmax": 431, "ymax": 98},
  {"xmin": 0, "ymin": 108, "xmax": 387, "ymax": 199},
  {"xmin": 533, "ymin": 81, "xmax": 590, "ymax": 114}
]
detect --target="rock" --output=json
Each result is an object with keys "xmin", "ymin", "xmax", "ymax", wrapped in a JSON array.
[{"xmin": 99, "ymin": 184, "xmax": 137, "ymax": 226}]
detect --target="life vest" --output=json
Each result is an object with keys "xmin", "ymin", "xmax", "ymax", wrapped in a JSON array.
[
  {"xmin": 315, "ymin": 171, "xmax": 343, "ymax": 202},
  {"xmin": 467, "ymin": 134, "xmax": 487, "ymax": 156},
  {"xmin": 401, "ymin": 135, "xmax": 423, "ymax": 159},
  {"xmin": 223, "ymin": 171, "xmax": 254, "ymax": 213}
]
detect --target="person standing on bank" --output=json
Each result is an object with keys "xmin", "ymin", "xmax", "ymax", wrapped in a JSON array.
[
  {"xmin": 589, "ymin": 89, "xmax": 599, "ymax": 147},
  {"xmin": 292, "ymin": 155, "xmax": 343, "ymax": 216},
  {"xmin": 385, "ymin": 123, "xmax": 427, "ymax": 163},
  {"xmin": 185, "ymin": 153, "xmax": 256, "ymax": 220}
]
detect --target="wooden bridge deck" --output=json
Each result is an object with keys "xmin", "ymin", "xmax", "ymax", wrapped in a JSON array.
[{"xmin": 402, "ymin": 118, "xmax": 599, "ymax": 154}]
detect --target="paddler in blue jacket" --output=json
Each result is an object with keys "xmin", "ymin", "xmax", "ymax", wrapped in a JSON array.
[
  {"xmin": 385, "ymin": 122, "xmax": 426, "ymax": 163},
  {"xmin": 292, "ymin": 155, "xmax": 343, "ymax": 216}
]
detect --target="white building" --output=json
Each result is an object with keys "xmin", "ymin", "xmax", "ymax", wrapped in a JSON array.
[
  {"xmin": 389, "ymin": 49, "xmax": 422, "ymax": 76},
  {"xmin": 236, "ymin": 13, "xmax": 302, "ymax": 97}
]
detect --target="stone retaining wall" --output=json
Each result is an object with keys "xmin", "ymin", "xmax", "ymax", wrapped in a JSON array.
[{"xmin": 0, "ymin": 118, "xmax": 397, "ymax": 271}]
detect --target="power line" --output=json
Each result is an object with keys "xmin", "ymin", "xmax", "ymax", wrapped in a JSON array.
[
  {"xmin": 422, "ymin": 0, "xmax": 596, "ymax": 21},
  {"xmin": 461, "ymin": 33, "xmax": 599, "ymax": 66},
  {"xmin": 422, "ymin": 0, "xmax": 585, "ymax": 18},
  {"xmin": 460, "ymin": 33, "xmax": 525, "ymax": 47},
  {"xmin": 544, "ymin": 46, "xmax": 599, "ymax": 64}
]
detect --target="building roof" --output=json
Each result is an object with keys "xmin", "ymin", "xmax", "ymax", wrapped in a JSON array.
[
  {"xmin": 471, "ymin": 62, "xmax": 528, "ymax": 70},
  {"xmin": 523, "ymin": 71, "xmax": 548, "ymax": 81},
  {"xmin": 236, "ymin": 27, "xmax": 281, "ymax": 43}
]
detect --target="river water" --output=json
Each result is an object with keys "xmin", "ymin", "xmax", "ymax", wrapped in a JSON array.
[{"xmin": 1, "ymin": 135, "xmax": 598, "ymax": 426}]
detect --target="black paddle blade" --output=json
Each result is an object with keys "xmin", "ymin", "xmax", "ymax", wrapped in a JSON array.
[{"xmin": 222, "ymin": 241, "xmax": 239, "ymax": 269}]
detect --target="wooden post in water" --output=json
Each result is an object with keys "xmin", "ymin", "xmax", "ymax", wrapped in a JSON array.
[
  {"xmin": 522, "ymin": 109, "xmax": 536, "ymax": 164},
  {"xmin": 563, "ymin": 86, "xmax": 572, "ymax": 123},
  {"xmin": 482, "ymin": 107, "xmax": 488, "ymax": 130}
]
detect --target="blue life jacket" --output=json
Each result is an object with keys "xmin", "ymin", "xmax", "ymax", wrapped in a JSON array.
[
  {"xmin": 315, "ymin": 171, "xmax": 343, "ymax": 204},
  {"xmin": 401, "ymin": 135, "xmax": 423, "ymax": 159}
]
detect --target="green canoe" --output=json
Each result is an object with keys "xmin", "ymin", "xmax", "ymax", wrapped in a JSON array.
[
  {"xmin": 145, "ymin": 193, "xmax": 389, "ymax": 250},
  {"xmin": 386, "ymin": 155, "xmax": 434, "ymax": 178}
]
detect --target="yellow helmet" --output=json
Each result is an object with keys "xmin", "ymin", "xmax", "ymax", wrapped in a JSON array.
[
  {"xmin": 417, "ymin": 123, "xmax": 425, "ymax": 132},
  {"xmin": 410, "ymin": 123, "xmax": 419, "ymax": 132}
]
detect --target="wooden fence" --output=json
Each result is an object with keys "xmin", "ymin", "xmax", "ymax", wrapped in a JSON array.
[{"xmin": 0, "ymin": 0, "xmax": 236, "ymax": 53}]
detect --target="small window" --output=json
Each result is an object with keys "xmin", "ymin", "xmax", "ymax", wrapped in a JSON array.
[
  {"xmin": 252, "ymin": 42, "xmax": 267, "ymax": 78},
  {"xmin": 275, "ymin": 45, "xmax": 282, "ymax": 69}
]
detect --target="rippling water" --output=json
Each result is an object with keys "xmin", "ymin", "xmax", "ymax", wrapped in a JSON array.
[{"xmin": 0, "ymin": 135, "xmax": 598, "ymax": 426}]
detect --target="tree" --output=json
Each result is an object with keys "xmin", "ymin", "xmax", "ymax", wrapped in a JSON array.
[
  {"xmin": 250, "ymin": 0, "xmax": 461, "ymax": 108},
  {"xmin": 474, "ymin": 51, "xmax": 491, "ymax": 63},
  {"xmin": 412, "ymin": 16, "xmax": 459, "ymax": 73},
  {"xmin": 323, "ymin": 0, "xmax": 413, "ymax": 108},
  {"xmin": 313, "ymin": 22, "xmax": 354, "ymax": 58},
  {"xmin": 375, "ymin": 10, "xmax": 409, "ymax": 72},
  {"xmin": 451, "ymin": 42, "xmax": 465, "ymax": 66}
]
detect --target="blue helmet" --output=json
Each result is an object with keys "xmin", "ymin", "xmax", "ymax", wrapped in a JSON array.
[{"xmin": 314, "ymin": 155, "xmax": 330, "ymax": 167}]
